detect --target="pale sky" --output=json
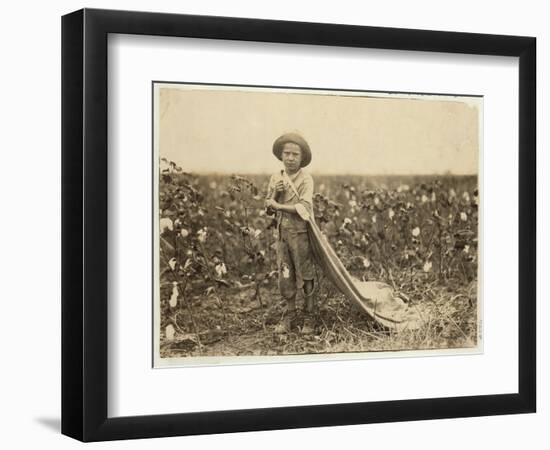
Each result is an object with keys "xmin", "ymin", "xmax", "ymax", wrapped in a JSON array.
[{"xmin": 156, "ymin": 84, "xmax": 480, "ymax": 175}]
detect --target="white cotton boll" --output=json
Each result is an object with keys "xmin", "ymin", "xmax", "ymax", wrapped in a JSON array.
[
  {"xmin": 160, "ymin": 217, "xmax": 173, "ymax": 232},
  {"xmin": 180, "ymin": 228, "xmax": 189, "ymax": 238},
  {"xmin": 362, "ymin": 257, "xmax": 371, "ymax": 269},
  {"xmin": 460, "ymin": 212, "xmax": 468, "ymax": 221},
  {"xmin": 412, "ymin": 227, "xmax": 420, "ymax": 237},
  {"xmin": 423, "ymin": 261, "xmax": 432, "ymax": 272},
  {"xmin": 282, "ymin": 266, "xmax": 290, "ymax": 278},
  {"xmin": 197, "ymin": 228, "xmax": 207, "ymax": 243},
  {"xmin": 168, "ymin": 258, "xmax": 177, "ymax": 271},
  {"xmin": 254, "ymin": 229, "xmax": 262, "ymax": 238},
  {"xmin": 165, "ymin": 324, "xmax": 175, "ymax": 341},
  {"xmin": 215, "ymin": 262, "xmax": 227, "ymax": 277},
  {"xmin": 388, "ymin": 209, "xmax": 395, "ymax": 220},
  {"xmin": 169, "ymin": 282, "xmax": 178, "ymax": 307}
]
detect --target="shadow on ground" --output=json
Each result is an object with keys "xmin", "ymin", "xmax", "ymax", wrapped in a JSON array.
[{"xmin": 35, "ymin": 417, "xmax": 61, "ymax": 433}]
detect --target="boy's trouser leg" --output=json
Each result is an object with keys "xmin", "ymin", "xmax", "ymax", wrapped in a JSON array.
[
  {"xmin": 277, "ymin": 231, "xmax": 297, "ymax": 312},
  {"xmin": 286, "ymin": 296, "xmax": 296, "ymax": 313},
  {"xmin": 304, "ymin": 279, "xmax": 316, "ymax": 313},
  {"xmin": 302, "ymin": 279, "xmax": 317, "ymax": 334}
]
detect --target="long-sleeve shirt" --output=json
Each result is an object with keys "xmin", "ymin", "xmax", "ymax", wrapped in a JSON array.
[{"xmin": 266, "ymin": 169, "xmax": 314, "ymax": 232}]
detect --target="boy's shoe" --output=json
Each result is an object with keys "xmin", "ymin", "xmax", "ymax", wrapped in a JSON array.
[
  {"xmin": 281, "ymin": 307, "xmax": 299, "ymax": 332},
  {"xmin": 301, "ymin": 316, "xmax": 316, "ymax": 335}
]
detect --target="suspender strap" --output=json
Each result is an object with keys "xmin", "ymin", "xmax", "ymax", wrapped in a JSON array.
[
  {"xmin": 282, "ymin": 170, "xmax": 301, "ymax": 199},
  {"xmin": 282, "ymin": 170, "xmax": 310, "ymax": 222}
]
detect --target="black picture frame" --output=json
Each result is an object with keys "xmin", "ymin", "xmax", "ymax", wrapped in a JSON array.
[{"xmin": 61, "ymin": 8, "xmax": 536, "ymax": 442}]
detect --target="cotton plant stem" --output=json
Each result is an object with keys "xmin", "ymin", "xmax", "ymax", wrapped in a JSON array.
[
  {"xmin": 254, "ymin": 281, "xmax": 264, "ymax": 307},
  {"xmin": 178, "ymin": 281, "xmax": 203, "ymax": 354},
  {"xmin": 159, "ymin": 246, "xmax": 203, "ymax": 353},
  {"xmin": 197, "ymin": 241, "xmax": 228, "ymax": 320}
]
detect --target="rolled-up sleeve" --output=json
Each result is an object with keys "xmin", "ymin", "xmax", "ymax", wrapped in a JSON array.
[{"xmin": 298, "ymin": 174, "xmax": 314, "ymax": 217}]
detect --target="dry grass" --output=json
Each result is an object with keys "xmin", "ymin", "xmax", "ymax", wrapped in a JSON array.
[{"xmin": 160, "ymin": 275, "xmax": 478, "ymax": 359}]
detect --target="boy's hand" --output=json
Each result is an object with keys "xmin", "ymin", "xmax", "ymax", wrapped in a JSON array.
[
  {"xmin": 265, "ymin": 199, "xmax": 279, "ymax": 210},
  {"xmin": 274, "ymin": 180, "xmax": 285, "ymax": 192}
]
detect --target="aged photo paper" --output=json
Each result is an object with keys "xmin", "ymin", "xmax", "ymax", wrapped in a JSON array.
[{"xmin": 152, "ymin": 82, "xmax": 482, "ymax": 368}]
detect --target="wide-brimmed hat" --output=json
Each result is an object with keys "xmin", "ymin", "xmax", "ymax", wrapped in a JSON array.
[{"xmin": 272, "ymin": 132, "xmax": 312, "ymax": 167}]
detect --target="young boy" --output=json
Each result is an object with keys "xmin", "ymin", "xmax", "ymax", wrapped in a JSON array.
[{"xmin": 265, "ymin": 132, "xmax": 317, "ymax": 333}]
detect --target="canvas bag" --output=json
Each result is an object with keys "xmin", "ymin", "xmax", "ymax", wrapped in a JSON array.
[{"xmin": 282, "ymin": 170, "xmax": 424, "ymax": 331}]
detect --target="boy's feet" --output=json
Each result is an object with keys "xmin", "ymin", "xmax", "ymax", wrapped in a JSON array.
[
  {"xmin": 301, "ymin": 316, "xmax": 316, "ymax": 335},
  {"xmin": 281, "ymin": 300, "xmax": 298, "ymax": 332}
]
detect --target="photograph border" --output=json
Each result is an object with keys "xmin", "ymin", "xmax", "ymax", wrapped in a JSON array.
[
  {"xmin": 61, "ymin": 8, "xmax": 536, "ymax": 441},
  {"xmin": 151, "ymin": 81, "xmax": 484, "ymax": 368}
]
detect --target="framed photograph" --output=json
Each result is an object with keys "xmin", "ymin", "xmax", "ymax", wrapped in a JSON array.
[
  {"xmin": 62, "ymin": 8, "xmax": 536, "ymax": 441},
  {"xmin": 152, "ymin": 82, "xmax": 483, "ymax": 368}
]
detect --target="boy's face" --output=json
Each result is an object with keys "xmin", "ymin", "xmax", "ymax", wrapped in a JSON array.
[{"xmin": 281, "ymin": 142, "xmax": 302, "ymax": 173}]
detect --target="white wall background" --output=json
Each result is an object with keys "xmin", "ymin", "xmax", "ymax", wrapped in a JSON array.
[{"xmin": 0, "ymin": 1, "xmax": 545, "ymax": 448}]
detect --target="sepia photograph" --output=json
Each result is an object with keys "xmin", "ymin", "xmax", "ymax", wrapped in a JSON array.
[{"xmin": 153, "ymin": 82, "xmax": 482, "ymax": 367}]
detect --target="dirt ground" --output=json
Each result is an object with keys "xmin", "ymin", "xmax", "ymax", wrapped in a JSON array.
[{"xmin": 159, "ymin": 278, "xmax": 478, "ymax": 360}]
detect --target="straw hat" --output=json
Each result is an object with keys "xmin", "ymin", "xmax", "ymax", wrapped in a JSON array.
[{"xmin": 272, "ymin": 132, "xmax": 312, "ymax": 168}]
